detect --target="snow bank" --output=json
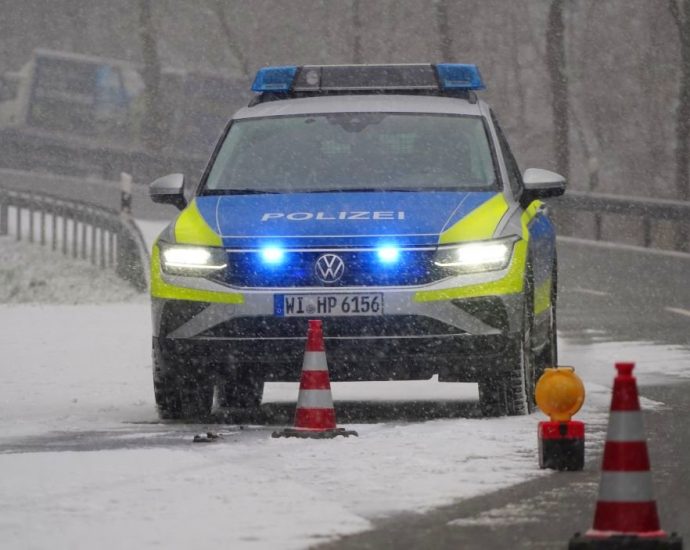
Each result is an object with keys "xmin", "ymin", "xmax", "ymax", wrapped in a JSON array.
[{"xmin": 0, "ymin": 236, "xmax": 144, "ymax": 304}]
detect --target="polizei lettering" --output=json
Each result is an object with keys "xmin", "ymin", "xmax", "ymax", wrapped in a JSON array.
[{"xmin": 261, "ymin": 211, "xmax": 406, "ymax": 221}]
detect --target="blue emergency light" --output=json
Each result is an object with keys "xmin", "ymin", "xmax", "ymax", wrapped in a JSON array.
[
  {"xmin": 251, "ymin": 66, "xmax": 298, "ymax": 93},
  {"xmin": 260, "ymin": 246, "xmax": 286, "ymax": 264},
  {"xmin": 436, "ymin": 63, "xmax": 485, "ymax": 91},
  {"xmin": 251, "ymin": 63, "xmax": 485, "ymax": 94},
  {"xmin": 377, "ymin": 246, "xmax": 401, "ymax": 264}
]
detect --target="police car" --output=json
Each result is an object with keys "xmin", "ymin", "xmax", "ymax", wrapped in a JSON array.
[{"xmin": 149, "ymin": 63, "xmax": 565, "ymax": 419}]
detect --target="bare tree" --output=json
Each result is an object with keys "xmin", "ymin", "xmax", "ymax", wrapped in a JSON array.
[
  {"xmin": 545, "ymin": 0, "xmax": 569, "ymax": 181},
  {"xmin": 138, "ymin": 0, "xmax": 164, "ymax": 153},
  {"xmin": 669, "ymin": 0, "xmax": 690, "ymax": 249},
  {"xmin": 434, "ymin": 0, "xmax": 452, "ymax": 61},
  {"xmin": 352, "ymin": 0, "xmax": 363, "ymax": 63},
  {"xmin": 211, "ymin": 0, "xmax": 251, "ymax": 79}
]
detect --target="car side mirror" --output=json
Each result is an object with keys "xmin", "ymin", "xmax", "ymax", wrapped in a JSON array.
[
  {"xmin": 149, "ymin": 173, "xmax": 187, "ymax": 210},
  {"xmin": 522, "ymin": 168, "xmax": 566, "ymax": 200}
]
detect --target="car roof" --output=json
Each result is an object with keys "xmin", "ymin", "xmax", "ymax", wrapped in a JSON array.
[{"xmin": 232, "ymin": 94, "xmax": 487, "ymax": 120}]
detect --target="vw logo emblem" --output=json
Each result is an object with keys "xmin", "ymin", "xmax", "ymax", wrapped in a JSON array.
[{"xmin": 315, "ymin": 254, "xmax": 345, "ymax": 283}]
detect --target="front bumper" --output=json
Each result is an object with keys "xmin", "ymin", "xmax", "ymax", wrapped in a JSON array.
[
  {"xmin": 153, "ymin": 328, "xmax": 521, "ymax": 382},
  {"xmin": 151, "ymin": 240, "xmax": 528, "ymax": 382}
]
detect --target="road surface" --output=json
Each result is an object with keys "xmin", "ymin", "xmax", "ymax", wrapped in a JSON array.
[
  {"xmin": 1, "ymin": 172, "xmax": 689, "ymax": 548},
  {"xmin": 319, "ymin": 238, "xmax": 690, "ymax": 548}
]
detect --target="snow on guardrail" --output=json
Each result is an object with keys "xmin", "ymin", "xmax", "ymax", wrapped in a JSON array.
[{"xmin": 0, "ymin": 185, "xmax": 149, "ymax": 291}]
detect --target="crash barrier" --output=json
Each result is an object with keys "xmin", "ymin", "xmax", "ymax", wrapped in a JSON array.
[
  {"xmin": 552, "ymin": 191, "xmax": 690, "ymax": 250},
  {"xmin": 0, "ymin": 185, "xmax": 149, "ymax": 291}
]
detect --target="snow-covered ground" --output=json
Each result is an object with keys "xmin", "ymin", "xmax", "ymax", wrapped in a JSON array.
[
  {"xmin": 0, "ymin": 237, "xmax": 143, "ymax": 304},
  {"xmin": 0, "ymin": 236, "xmax": 687, "ymax": 549}
]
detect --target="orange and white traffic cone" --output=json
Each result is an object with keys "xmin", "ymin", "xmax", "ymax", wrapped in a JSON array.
[
  {"xmin": 569, "ymin": 362, "xmax": 682, "ymax": 549},
  {"xmin": 272, "ymin": 320, "xmax": 357, "ymax": 439}
]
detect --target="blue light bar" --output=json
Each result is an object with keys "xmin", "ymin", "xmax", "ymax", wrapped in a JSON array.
[
  {"xmin": 251, "ymin": 66, "xmax": 298, "ymax": 93},
  {"xmin": 435, "ymin": 64, "xmax": 485, "ymax": 91},
  {"xmin": 251, "ymin": 63, "xmax": 485, "ymax": 94}
]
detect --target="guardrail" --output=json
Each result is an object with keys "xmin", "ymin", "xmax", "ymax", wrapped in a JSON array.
[
  {"xmin": 0, "ymin": 185, "xmax": 149, "ymax": 291},
  {"xmin": 551, "ymin": 191, "xmax": 690, "ymax": 251}
]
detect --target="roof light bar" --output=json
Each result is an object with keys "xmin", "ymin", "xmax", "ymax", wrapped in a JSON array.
[{"xmin": 250, "ymin": 63, "xmax": 485, "ymax": 94}]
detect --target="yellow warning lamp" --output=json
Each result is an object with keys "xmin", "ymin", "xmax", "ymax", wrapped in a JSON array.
[{"xmin": 535, "ymin": 366, "xmax": 585, "ymax": 422}]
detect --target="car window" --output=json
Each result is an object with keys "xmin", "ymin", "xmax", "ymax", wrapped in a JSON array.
[
  {"xmin": 203, "ymin": 113, "xmax": 498, "ymax": 193},
  {"xmin": 491, "ymin": 111, "xmax": 523, "ymax": 197}
]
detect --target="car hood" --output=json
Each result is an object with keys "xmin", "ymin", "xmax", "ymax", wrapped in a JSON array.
[{"xmin": 194, "ymin": 191, "xmax": 504, "ymax": 248}]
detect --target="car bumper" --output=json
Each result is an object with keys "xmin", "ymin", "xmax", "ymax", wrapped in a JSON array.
[
  {"xmin": 151, "ymin": 242, "xmax": 528, "ymax": 382},
  {"xmin": 153, "ymin": 329, "xmax": 521, "ymax": 382}
]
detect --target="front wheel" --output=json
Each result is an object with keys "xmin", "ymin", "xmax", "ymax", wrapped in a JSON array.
[
  {"xmin": 535, "ymin": 264, "xmax": 558, "ymax": 382},
  {"xmin": 218, "ymin": 367, "xmax": 264, "ymax": 410},
  {"xmin": 478, "ymin": 273, "xmax": 536, "ymax": 417},
  {"xmin": 478, "ymin": 335, "xmax": 532, "ymax": 417},
  {"xmin": 152, "ymin": 341, "xmax": 214, "ymax": 421}
]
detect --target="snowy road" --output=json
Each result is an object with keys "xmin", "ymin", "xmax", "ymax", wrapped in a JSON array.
[{"xmin": 1, "ymin": 238, "xmax": 689, "ymax": 549}]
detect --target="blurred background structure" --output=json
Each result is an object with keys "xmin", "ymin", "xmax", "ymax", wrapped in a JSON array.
[{"xmin": 0, "ymin": 0, "xmax": 687, "ymax": 245}]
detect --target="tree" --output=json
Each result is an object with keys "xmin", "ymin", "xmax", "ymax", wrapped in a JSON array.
[
  {"xmin": 210, "ymin": 0, "xmax": 251, "ymax": 79},
  {"xmin": 138, "ymin": 0, "xmax": 164, "ymax": 153},
  {"xmin": 434, "ymin": 0, "xmax": 452, "ymax": 61},
  {"xmin": 545, "ymin": 0, "xmax": 569, "ymax": 181},
  {"xmin": 352, "ymin": 0, "xmax": 363, "ymax": 63},
  {"xmin": 669, "ymin": 0, "xmax": 690, "ymax": 250}
]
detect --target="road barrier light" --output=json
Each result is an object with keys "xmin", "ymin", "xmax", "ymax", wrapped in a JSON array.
[{"xmin": 535, "ymin": 366, "xmax": 586, "ymax": 471}]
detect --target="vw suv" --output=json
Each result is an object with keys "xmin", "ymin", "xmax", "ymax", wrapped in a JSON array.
[{"xmin": 149, "ymin": 63, "xmax": 566, "ymax": 419}]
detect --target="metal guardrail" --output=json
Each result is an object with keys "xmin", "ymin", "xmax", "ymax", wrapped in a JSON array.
[
  {"xmin": 0, "ymin": 185, "xmax": 149, "ymax": 291},
  {"xmin": 551, "ymin": 191, "xmax": 690, "ymax": 249}
]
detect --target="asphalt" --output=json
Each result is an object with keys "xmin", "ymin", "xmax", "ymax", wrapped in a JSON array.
[
  {"xmin": 314, "ymin": 239, "xmax": 690, "ymax": 549},
  {"xmin": 3, "ymin": 171, "xmax": 690, "ymax": 546},
  {"xmin": 316, "ymin": 382, "xmax": 689, "ymax": 550}
]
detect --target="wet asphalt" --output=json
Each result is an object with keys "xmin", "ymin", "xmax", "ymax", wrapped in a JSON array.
[
  {"xmin": 1, "ymin": 178, "xmax": 690, "ymax": 549},
  {"xmin": 314, "ymin": 239, "xmax": 690, "ymax": 548},
  {"xmin": 315, "ymin": 382, "xmax": 689, "ymax": 550}
]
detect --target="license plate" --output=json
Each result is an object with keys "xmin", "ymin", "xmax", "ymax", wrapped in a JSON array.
[{"xmin": 274, "ymin": 293, "xmax": 384, "ymax": 317}]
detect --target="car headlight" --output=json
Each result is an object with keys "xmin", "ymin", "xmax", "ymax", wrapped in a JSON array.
[
  {"xmin": 159, "ymin": 244, "xmax": 227, "ymax": 276},
  {"xmin": 433, "ymin": 236, "xmax": 518, "ymax": 273}
]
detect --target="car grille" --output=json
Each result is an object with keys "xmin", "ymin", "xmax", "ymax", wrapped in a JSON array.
[
  {"xmin": 213, "ymin": 249, "xmax": 447, "ymax": 288},
  {"xmin": 198, "ymin": 315, "xmax": 467, "ymax": 339}
]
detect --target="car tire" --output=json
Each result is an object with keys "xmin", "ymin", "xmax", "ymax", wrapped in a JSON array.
[
  {"xmin": 152, "ymin": 340, "xmax": 214, "ymax": 420},
  {"xmin": 534, "ymin": 262, "xmax": 558, "ymax": 383},
  {"xmin": 478, "ymin": 266, "xmax": 536, "ymax": 417},
  {"xmin": 219, "ymin": 367, "xmax": 264, "ymax": 410},
  {"xmin": 517, "ymin": 268, "xmax": 537, "ymax": 414},
  {"xmin": 478, "ymin": 375, "xmax": 509, "ymax": 417}
]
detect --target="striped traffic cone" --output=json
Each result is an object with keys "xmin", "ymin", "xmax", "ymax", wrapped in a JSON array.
[
  {"xmin": 272, "ymin": 320, "xmax": 357, "ymax": 439},
  {"xmin": 569, "ymin": 362, "xmax": 682, "ymax": 549}
]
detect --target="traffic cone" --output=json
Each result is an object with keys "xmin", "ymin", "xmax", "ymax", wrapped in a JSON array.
[
  {"xmin": 569, "ymin": 362, "xmax": 683, "ymax": 549},
  {"xmin": 272, "ymin": 320, "xmax": 357, "ymax": 439}
]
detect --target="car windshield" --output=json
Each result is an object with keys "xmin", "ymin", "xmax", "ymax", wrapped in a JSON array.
[{"xmin": 202, "ymin": 112, "xmax": 498, "ymax": 193}]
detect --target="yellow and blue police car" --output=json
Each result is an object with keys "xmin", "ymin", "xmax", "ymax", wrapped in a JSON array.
[{"xmin": 149, "ymin": 63, "xmax": 566, "ymax": 419}]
